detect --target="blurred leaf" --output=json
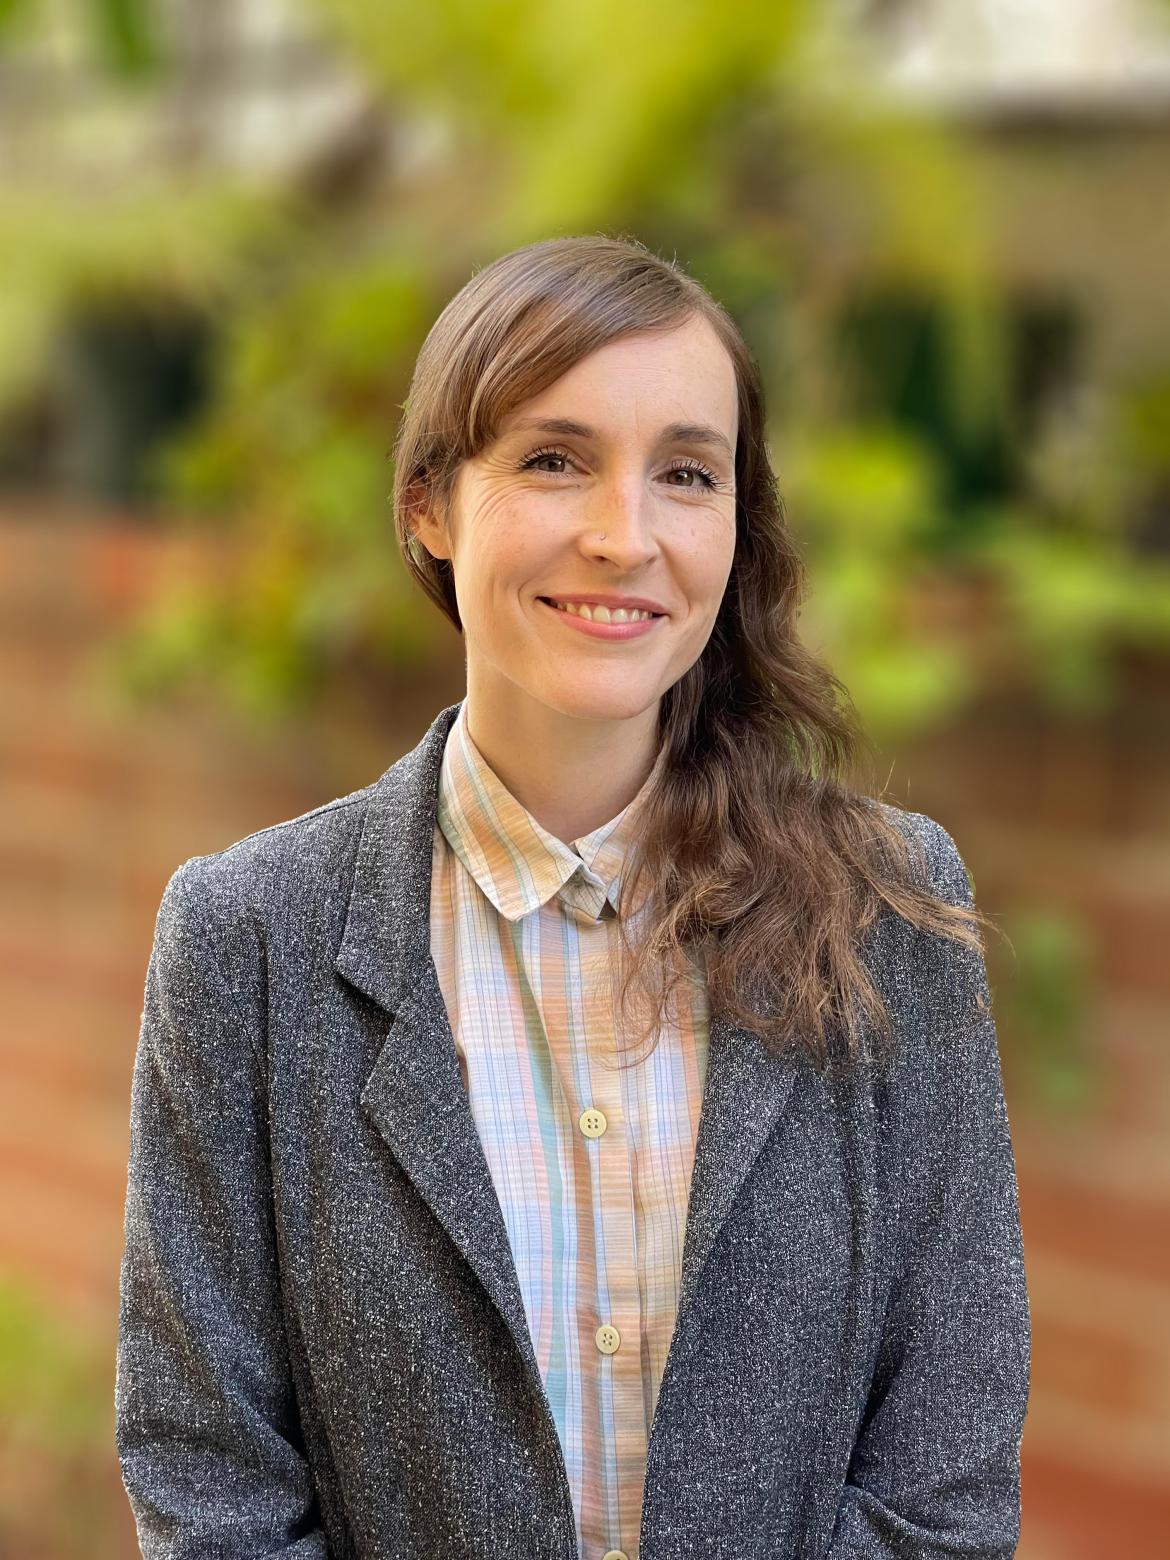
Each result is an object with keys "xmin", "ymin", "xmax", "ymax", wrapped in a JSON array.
[
  {"xmin": 0, "ymin": 1270, "xmax": 123, "ymax": 1557},
  {"xmin": 0, "ymin": 1271, "xmax": 108, "ymax": 1452},
  {"xmin": 89, "ymin": 0, "xmax": 158, "ymax": 78},
  {"xmin": 314, "ymin": 0, "xmax": 811, "ymax": 244},
  {"xmin": 782, "ymin": 422, "xmax": 939, "ymax": 552},
  {"xmin": 0, "ymin": 179, "xmax": 306, "ymax": 402},
  {"xmin": 0, "ymin": 0, "xmax": 32, "ymax": 35},
  {"xmin": 991, "ymin": 906, "xmax": 1099, "ymax": 1114},
  {"xmin": 1117, "ymin": 369, "xmax": 1170, "ymax": 474},
  {"xmin": 970, "ymin": 517, "xmax": 1170, "ymax": 710}
]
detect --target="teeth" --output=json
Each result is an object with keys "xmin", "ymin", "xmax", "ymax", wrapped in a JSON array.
[{"xmin": 548, "ymin": 600, "xmax": 656, "ymax": 623}]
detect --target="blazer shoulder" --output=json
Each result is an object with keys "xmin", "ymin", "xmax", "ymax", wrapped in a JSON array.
[
  {"xmin": 865, "ymin": 802, "xmax": 993, "ymax": 1093},
  {"xmin": 870, "ymin": 799, "xmax": 976, "ymax": 910},
  {"xmin": 161, "ymin": 775, "xmax": 379, "ymax": 971}
]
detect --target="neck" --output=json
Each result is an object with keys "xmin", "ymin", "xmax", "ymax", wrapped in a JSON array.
[{"xmin": 461, "ymin": 676, "xmax": 663, "ymax": 845}]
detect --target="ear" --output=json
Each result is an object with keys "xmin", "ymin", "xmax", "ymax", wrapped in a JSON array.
[{"xmin": 403, "ymin": 477, "xmax": 452, "ymax": 563}]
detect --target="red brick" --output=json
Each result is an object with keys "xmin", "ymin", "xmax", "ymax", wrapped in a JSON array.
[
  {"xmin": 1023, "ymin": 1452, "xmax": 1170, "ymax": 1557},
  {"xmin": 1030, "ymin": 1313, "xmax": 1153, "ymax": 1418},
  {"xmin": 1020, "ymin": 1171, "xmax": 1170, "ymax": 1286}
]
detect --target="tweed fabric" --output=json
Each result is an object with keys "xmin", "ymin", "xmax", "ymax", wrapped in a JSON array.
[
  {"xmin": 115, "ymin": 698, "xmax": 1031, "ymax": 1559},
  {"xmin": 431, "ymin": 699, "xmax": 709, "ymax": 1559}
]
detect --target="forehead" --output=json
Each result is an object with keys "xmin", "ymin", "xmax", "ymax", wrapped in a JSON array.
[{"xmin": 500, "ymin": 314, "xmax": 738, "ymax": 442}]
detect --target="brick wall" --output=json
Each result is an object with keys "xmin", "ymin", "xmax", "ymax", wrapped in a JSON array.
[{"xmin": 893, "ymin": 681, "xmax": 1170, "ymax": 1553}]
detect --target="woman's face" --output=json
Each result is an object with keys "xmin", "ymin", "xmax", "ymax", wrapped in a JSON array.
[{"xmin": 414, "ymin": 312, "xmax": 739, "ymax": 727}]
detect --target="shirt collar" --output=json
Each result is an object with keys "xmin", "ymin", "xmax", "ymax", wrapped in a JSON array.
[{"xmin": 436, "ymin": 699, "xmax": 666, "ymax": 925}]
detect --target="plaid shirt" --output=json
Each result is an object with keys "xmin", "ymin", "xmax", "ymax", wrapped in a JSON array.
[{"xmin": 430, "ymin": 700, "xmax": 711, "ymax": 1560}]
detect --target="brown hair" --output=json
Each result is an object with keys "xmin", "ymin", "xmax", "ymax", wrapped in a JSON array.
[{"xmin": 392, "ymin": 233, "xmax": 993, "ymax": 1078}]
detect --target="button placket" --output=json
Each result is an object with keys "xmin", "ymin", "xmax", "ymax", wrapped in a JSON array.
[{"xmin": 579, "ymin": 918, "xmax": 646, "ymax": 1560}]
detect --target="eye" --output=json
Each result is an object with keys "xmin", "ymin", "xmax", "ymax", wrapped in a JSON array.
[
  {"xmin": 516, "ymin": 445, "xmax": 726, "ymax": 493},
  {"xmin": 518, "ymin": 445, "xmax": 574, "ymax": 476},
  {"xmin": 663, "ymin": 459, "xmax": 720, "ymax": 491}
]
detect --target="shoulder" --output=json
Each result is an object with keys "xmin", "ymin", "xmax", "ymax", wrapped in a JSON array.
[
  {"xmin": 855, "ymin": 802, "xmax": 996, "ymax": 1126},
  {"xmin": 852, "ymin": 800, "xmax": 989, "ymax": 1085},
  {"xmin": 870, "ymin": 798, "xmax": 976, "ymax": 912},
  {"xmin": 170, "ymin": 778, "xmax": 375, "ymax": 923},
  {"xmin": 154, "ymin": 776, "xmax": 379, "ymax": 998},
  {"xmin": 172, "ymin": 778, "xmax": 374, "ymax": 906}
]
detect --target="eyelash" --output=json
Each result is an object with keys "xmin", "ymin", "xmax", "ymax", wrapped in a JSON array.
[{"xmin": 517, "ymin": 445, "xmax": 725, "ymax": 493}]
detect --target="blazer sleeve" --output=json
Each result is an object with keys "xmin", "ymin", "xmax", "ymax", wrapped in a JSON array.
[
  {"xmin": 115, "ymin": 860, "xmax": 330, "ymax": 1558},
  {"xmin": 826, "ymin": 817, "xmax": 1032, "ymax": 1559}
]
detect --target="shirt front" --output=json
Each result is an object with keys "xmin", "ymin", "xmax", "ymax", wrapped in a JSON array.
[{"xmin": 428, "ymin": 700, "xmax": 711, "ymax": 1560}]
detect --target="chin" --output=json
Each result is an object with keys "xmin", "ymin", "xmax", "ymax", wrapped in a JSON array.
[{"xmin": 534, "ymin": 679, "xmax": 662, "ymax": 723}]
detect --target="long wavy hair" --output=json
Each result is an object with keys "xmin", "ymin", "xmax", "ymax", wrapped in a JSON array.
[{"xmin": 391, "ymin": 233, "xmax": 993, "ymax": 1078}]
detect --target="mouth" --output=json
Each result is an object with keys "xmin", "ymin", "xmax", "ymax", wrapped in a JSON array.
[
  {"xmin": 536, "ymin": 596, "xmax": 666, "ymax": 639},
  {"xmin": 537, "ymin": 597, "xmax": 666, "ymax": 623}
]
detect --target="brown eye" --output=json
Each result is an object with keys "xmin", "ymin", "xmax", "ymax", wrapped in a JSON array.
[
  {"xmin": 665, "ymin": 461, "xmax": 718, "ymax": 490},
  {"xmin": 518, "ymin": 445, "xmax": 573, "ymax": 475}
]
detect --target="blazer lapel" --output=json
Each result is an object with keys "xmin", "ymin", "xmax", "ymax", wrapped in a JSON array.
[
  {"xmin": 334, "ymin": 701, "xmax": 545, "ymax": 1397},
  {"xmin": 675, "ymin": 1006, "xmax": 800, "ymax": 1326},
  {"xmin": 334, "ymin": 698, "xmax": 805, "ymax": 1419}
]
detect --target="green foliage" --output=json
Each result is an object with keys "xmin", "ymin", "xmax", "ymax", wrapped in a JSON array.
[
  {"xmin": 105, "ymin": 243, "xmax": 448, "ymax": 724},
  {"xmin": 312, "ymin": 0, "xmax": 809, "ymax": 246},
  {"xmin": 958, "ymin": 360, "xmax": 1170, "ymax": 713},
  {"xmin": 3, "ymin": 0, "xmax": 1170, "ymax": 736},
  {"xmin": 0, "ymin": 0, "xmax": 156, "ymax": 74},
  {"xmin": 0, "ymin": 179, "xmax": 304, "ymax": 405},
  {"xmin": 0, "ymin": 1275, "xmax": 106, "ymax": 1450},
  {"xmin": 970, "ymin": 515, "xmax": 1170, "ymax": 711},
  {"xmin": 989, "ymin": 906, "xmax": 1100, "ymax": 1114},
  {"xmin": 0, "ymin": 1270, "xmax": 123, "ymax": 1558},
  {"xmin": 88, "ymin": 0, "xmax": 158, "ymax": 78},
  {"xmin": 781, "ymin": 422, "xmax": 974, "ymax": 737}
]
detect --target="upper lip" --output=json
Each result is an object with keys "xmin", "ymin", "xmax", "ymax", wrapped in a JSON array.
[{"xmin": 539, "ymin": 592, "xmax": 668, "ymax": 614}]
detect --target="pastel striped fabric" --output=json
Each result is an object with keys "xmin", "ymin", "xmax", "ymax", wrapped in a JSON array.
[{"xmin": 428, "ymin": 699, "xmax": 711, "ymax": 1560}]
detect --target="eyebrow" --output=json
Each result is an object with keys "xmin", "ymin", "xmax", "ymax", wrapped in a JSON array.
[{"xmin": 504, "ymin": 415, "xmax": 735, "ymax": 464}]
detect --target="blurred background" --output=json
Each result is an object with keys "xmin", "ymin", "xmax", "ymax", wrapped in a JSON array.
[{"xmin": 1, "ymin": 0, "xmax": 1168, "ymax": 1554}]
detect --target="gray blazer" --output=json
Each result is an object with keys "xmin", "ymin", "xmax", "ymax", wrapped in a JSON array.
[{"xmin": 115, "ymin": 698, "xmax": 1031, "ymax": 1560}]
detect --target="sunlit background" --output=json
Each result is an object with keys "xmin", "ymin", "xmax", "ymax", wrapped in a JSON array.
[{"xmin": 1, "ymin": 1, "xmax": 1169, "ymax": 1554}]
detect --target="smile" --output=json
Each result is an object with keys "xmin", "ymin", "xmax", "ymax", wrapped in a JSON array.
[
  {"xmin": 544, "ymin": 599, "xmax": 659, "ymax": 623},
  {"xmin": 537, "ymin": 597, "xmax": 664, "ymax": 640}
]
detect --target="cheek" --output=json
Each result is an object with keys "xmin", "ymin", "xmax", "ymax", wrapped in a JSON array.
[
  {"xmin": 452, "ymin": 501, "xmax": 522, "ymax": 601},
  {"xmin": 454, "ymin": 504, "xmax": 562, "ymax": 637},
  {"xmin": 468, "ymin": 488, "xmax": 565, "ymax": 572},
  {"xmin": 676, "ymin": 526, "xmax": 736, "ymax": 608}
]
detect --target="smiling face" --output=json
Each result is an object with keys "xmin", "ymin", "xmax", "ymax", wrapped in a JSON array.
[{"xmin": 411, "ymin": 312, "xmax": 739, "ymax": 733}]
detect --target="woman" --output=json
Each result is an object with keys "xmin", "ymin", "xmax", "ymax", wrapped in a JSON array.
[{"xmin": 116, "ymin": 234, "xmax": 1031, "ymax": 1560}]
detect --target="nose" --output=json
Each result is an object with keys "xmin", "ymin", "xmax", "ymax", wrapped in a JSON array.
[{"xmin": 582, "ymin": 474, "xmax": 660, "ymax": 568}]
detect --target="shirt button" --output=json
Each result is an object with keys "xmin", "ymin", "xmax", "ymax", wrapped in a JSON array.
[
  {"xmin": 595, "ymin": 1323, "xmax": 620, "ymax": 1355},
  {"xmin": 579, "ymin": 1106, "xmax": 608, "ymax": 1138},
  {"xmin": 601, "ymin": 1551, "xmax": 629, "ymax": 1560}
]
